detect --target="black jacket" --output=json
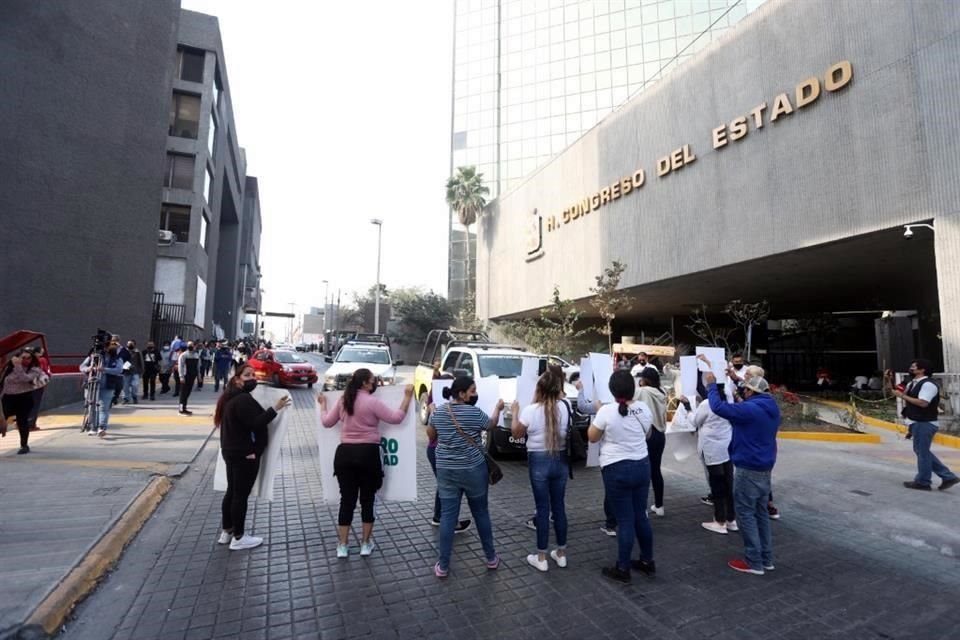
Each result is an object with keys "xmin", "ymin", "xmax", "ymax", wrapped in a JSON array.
[{"xmin": 219, "ymin": 390, "xmax": 277, "ymax": 458}]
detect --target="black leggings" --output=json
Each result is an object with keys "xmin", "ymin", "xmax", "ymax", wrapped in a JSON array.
[
  {"xmin": 3, "ymin": 391, "xmax": 34, "ymax": 448},
  {"xmin": 334, "ymin": 443, "xmax": 383, "ymax": 526},
  {"xmin": 647, "ymin": 428, "xmax": 666, "ymax": 508},
  {"xmin": 222, "ymin": 453, "xmax": 261, "ymax": 538},
  {"xmin": 180, "ymin": 374, "xmax": 196, "ymax": 408},
  {"xmin": 707, "ymin": 460, "xmax": 735, "ymax": 523}
]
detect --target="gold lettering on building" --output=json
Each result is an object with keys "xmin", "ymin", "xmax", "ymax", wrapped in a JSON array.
[
  {"xmin": 770, "ymin": 92, "xmax": 794, "ymax": 121},
  {"xmin": 795, "ymin": 77, "xmax": 820, "ymax": 108}
]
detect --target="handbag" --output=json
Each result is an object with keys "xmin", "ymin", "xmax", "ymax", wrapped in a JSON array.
[{"xmin": 445, "ymin": 403, "xmax": 503, "ymax": 485}]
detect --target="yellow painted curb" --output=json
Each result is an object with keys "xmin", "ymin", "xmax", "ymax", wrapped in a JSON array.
[
  {"xmin": 815, "ymin": 400, "xmax": 960, "ymax": 450},
  {"xmin": 778, "ymin": 431, "xmax": 881, "ymax": 444},
  {"xmin": 25, "ymin": 475, "xmax": 173, "ymax": 636}
]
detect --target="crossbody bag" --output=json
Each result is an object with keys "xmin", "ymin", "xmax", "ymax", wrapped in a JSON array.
[{"xmin": 445, "ymin": 403, "xmax": 503, "ymax": 485}]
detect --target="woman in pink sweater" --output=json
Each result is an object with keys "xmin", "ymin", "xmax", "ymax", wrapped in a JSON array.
[{"xmin": 319, "ymin": 368, "xmax": 414, "ymax": 558}]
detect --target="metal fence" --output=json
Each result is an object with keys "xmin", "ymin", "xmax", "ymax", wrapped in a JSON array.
[{"xmin": 150, "ymin": 292, "xmax": 187, "ymax": 347}]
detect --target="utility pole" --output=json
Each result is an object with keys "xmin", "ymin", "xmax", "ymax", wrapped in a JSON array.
[
  {"xmin": 322, "ymin": 279, "xmax": 330, "ymax": 331},
  {"xmin": 370, "ymin": 218, "xmax": 383, "ymax": 333}
]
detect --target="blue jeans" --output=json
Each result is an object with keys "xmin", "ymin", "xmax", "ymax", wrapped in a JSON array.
[
  {"xmin": 426, "ymin": 445, "xmax": 441, "ymax": 521},
  {"xmin": 97, "ymin": 385, "xmax": 115, "ymax": 429},
  {"xmin": 911, "ymin": 422, "xmax": 959, "ymax": 486},
  {"xmin": 734, "ymin": 467, "xmax": 773, "ymax": 570},
  {"xmin": 436, "ymin": 463, "xmax": 496, "ymax": 571},
  {"xmin": 123, "ymin": 374, "xmax": 140, "ymax": 402},
  {"xmin": 528, "ymin": 451, "xmax": 569, "ymax": 552},
  {"xmin": 601, "ymin": 458, "xmax": 654, "ymax": 571}
]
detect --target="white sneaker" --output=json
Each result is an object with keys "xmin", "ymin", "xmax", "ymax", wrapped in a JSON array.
[
  {"xmin": 526, "ymin": 554, "xmax": 548, "ymax": 572},
  {"xmin": 649, "ymin": 505, "xmax": 665, "ymax": 517},
  {"xmin": 87, "ymin": 429, "xmax": 97, "ymax": 436},
  {"xmin": 360, "ymin": 540, "xmax": 375, "ymax": 557},
  {"xmin": 229, "ymin": 534, "xmax": 263, "ymax": 551},
  {"xmin": 701, "ymin": 521, "xmax": 728, "ymax": 535},
  {"xmin": 336, "ymin": 544, "xmax": 349, "ymax": 559},
  {"xmin": 217, "ymin": 531, "xmax": 232, "ymax": 545},
  {"xmin": 726, "ymin": 520, "xmax": 739, "ymax": 532},
  {"xmin": 550, "ymin": 549, "xmax": 568, "ymax": 568},
  {"xmin": 97, "ymin": 428, "xmax": 106, "ymax": 438}
]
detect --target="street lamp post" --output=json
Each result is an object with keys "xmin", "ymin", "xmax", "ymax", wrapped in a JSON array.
[
  {"xmin": 322, "ymin": 279, "xmax": 329, "ymax": 331},
  {"xmin": 370, "ymin": 218, "xmax": 383, "ymax": 333}
]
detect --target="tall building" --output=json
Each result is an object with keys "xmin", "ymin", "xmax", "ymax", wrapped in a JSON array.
[
  {"xmin": 449, "ymin": 0, "xmax": 768, "ymax": 305},
  {"xmin": 0, "ymin": 0, "xmax": 180, "ymax": 357},
  {"xmin": 155, "ymin": 9, "xmax": 260, "ymax": 343}
]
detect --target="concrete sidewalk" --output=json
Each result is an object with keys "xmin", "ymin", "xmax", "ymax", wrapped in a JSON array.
[{"xmin": 0, "ymin": 384, "xmax": 220, "ymax": 639}]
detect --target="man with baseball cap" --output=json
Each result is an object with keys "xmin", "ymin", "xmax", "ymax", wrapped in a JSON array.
[{"xmin": 704, "ymin": 369, "xmax": 780, "ymax": 575}]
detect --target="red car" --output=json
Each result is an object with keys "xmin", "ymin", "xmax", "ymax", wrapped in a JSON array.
[{"xmin": 250, "ymin": 349, "xmax": 318, "ymax": 388}]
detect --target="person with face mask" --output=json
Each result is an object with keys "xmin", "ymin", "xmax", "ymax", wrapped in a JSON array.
[
  {"xmin": 141, "ymin": 342, "xmax": 159, "ymax": 401},
  {"xmin": 214, "ymin": 364, "xmax": 291, "ymax": 550},
  {"xmin": 213, "ymin": 342, "xmax": 233, "ymax": 392},
  {"xmin": 178, "ymin": 342, "xmax": 201, "ymax": 415},
  {"xmin": 79, "ymin": 346, "xmax": 125, "ymax": 437},
  {"xmin": 158, "ymin": 342, "xmax": 173, "ymax": 395},
  {"xmin": 122, "ymin": 340, "xmax": 144, "ymax": 404},
  {"xmin": 426, "ymin": 375, "xmax": 505, "ymax": 578},
  {"xmin": 318, "ymin": 369, "xmax": 415, "ymax": 558}
]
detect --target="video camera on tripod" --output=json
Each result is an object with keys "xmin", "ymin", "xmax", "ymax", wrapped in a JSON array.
[{"xmin": 81, "ymin": 328, "xmax": 114, "ymax": 433}]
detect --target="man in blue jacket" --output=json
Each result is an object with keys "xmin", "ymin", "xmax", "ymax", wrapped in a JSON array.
[{"xmin": 705, "ymin": 371, "xmax": 780, "ymax": 575}]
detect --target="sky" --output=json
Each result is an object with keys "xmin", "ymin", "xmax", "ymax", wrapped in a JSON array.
[{"xmin": 181, "ymin": 0, "xmax": 454, "ymax": 336}]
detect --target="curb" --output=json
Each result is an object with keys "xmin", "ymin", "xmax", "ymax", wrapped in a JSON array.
[
  {"xmin": 778, "ymin": 431, "xmax": 881, "ymax": 444},
  {"xmin": 817, "ymin": 400, "xmax": 960, "ymax": 450},
  {"xmin": 20, "ymin": 475, "xmax": 173, "ymax": 638}
]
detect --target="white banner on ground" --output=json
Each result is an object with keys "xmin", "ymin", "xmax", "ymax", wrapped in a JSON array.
[
  {"xmin": 213, "ymin": 385, "xmax": 292, "ymax": 502},
  {"xmin": 679, "ymin": 356, "xmax": 698, "ymax": 403},
  {"xmin": 315, "ymin": 386, "xmax": 417, "ymax": 505},
  {"xmin": 579, "ymin": 357, "xmax": 594, "ymax": 401},
  {"xmin": 589, "ymin": 352, "xmax": 615, "ymax": 404},
  {"xmin": 431, "ymin": 379, "xmax": 454, "ymax": 408},
  {"xmin": 695, "ymin": 346, "xmax": 727, "ymax": 379}
]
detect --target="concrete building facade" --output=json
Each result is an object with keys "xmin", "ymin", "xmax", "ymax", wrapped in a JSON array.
[
  {"xmin": 156, "ymin": 9, "xmax": 257, "ymax": 342},
  {"xmin": 0, "ymin": 0, "xmax": 180, "ymax": 357},
  {"xmin": 449, "ymin": 0, "xmax": 769, "ymax": 305},
  {"xmin": 477, "ymin": 0, "xmax": 960, "ymax": 376}
]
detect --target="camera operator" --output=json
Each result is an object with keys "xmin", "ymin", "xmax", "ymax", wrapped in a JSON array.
[{"xmin": 80, "ymin": 344, "xmax": 124, "ymax": 437}]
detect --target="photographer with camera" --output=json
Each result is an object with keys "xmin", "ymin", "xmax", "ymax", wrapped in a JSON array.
[{"xmin": 80, "ymin": 343, "xmax": 124, "ymax": 437}]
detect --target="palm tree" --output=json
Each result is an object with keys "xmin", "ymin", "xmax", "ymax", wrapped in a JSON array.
[{"xmin": 445, "ymin": 166, "xmax": 490, "ymax": 305}]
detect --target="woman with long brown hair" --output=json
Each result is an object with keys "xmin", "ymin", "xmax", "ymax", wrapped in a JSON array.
[
  {"xmin": 1, "ymin": 350, "xmax": 44, "ymax": 454},
  {"xmin": 215, "ymin": 364, "xmax": 291, "ymax": 551},
  {"xmin": 511, "ymin": 367, "xmax": 571, "ymax": 571},
  {"xmin": 319, "ymin": 368, "xmax": 414, "ymax": 558}
]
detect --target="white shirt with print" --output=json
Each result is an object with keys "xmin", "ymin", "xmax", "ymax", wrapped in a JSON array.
[{"xmin": 592, "ymin": 401, "xmax": 653, "ymax": 468}]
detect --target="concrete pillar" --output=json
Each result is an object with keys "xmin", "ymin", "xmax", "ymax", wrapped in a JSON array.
[{"xmin": 935, "ymin": 212, "xmax": 960, "ymax": 373}]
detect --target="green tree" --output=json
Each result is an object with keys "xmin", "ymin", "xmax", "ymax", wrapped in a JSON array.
[
  {"xmin": 445, "ymin": 166, "xmax": 490, "ymax": 305},
  {"xmin": 589, "ymin": 261, "xmax": 632, "ymax": 353},
  {"xmin": 499, "ymin": 285, "xmax": 592, "ymax": 359},
  {"xmin": 392, "ymin": 287, "xmax": 454, "ymax": 344}
]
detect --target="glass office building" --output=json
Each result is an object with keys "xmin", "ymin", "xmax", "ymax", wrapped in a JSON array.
[{"xmin": 449, "ymin": 0, "xmax": 768, "ymax": 304}]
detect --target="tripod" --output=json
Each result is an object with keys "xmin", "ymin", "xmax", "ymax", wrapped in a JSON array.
[{"xmin": 81, "ymin": 351, "xmax": 102, "ymax": 433}]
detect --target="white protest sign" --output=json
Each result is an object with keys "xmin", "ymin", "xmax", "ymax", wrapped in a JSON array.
[
  {"xmin": 514, "ymin": 357, "xmax": 540, "ymax": 410},
  {"xmin": 431, "ymin": 379, "xmax": 454, "ymax": 407},
  {"xmin": 669, "ymin": 431, "xmax": 698, "ymax": 461},
  {"xmin": 586, "ymin": 440, "xmax": 601, "ymax": 467},
  {"xmin": 695, "ymin": 346, "xmax": 727, "ymax": 379},
  {"xmin": 589, "ymin": 352, "xmax": 615, "ymax": 404},
  {"xmin": 214, "ymin": 385, "xmax": 292, "ymax": 501},
  {"xmin": 679, "ymin": 356, "xmax": 698, "ymax": 403},
  {"xmin": 315, "ymin": 387, "xmax": 417, "ymax": 505},
  {"xmin": 579, "ymin": 357, "xmax": 594, "ymax": 401},
  {"xmin": 475, "ymin": 376, "xmax": 501, "ymax": 419}
]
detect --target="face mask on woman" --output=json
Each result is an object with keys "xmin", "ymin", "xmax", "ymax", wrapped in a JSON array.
[
  {"xmin": 242, "ymin": 379, "xmax": 257, "ymax": 392},
  {"xmin": 465, "ymin": 394, "xmax": 479, "ymax": 406}
]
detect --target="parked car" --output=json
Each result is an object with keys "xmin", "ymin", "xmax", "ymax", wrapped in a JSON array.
[
  {"xmin": 249, "ymin": 348, "xmax": 318, "ymax": 388},
  {"xmin": 543, "ymin": 354, "xmax": 580, "ymax": 379},
  {"xmin": 323, "ymin": 343, "xmax": 402, "ymax": 391}
]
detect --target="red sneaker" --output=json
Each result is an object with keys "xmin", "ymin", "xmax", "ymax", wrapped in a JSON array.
[{"xmin": 728, "ymin": 559, "xmax": 764, "ymax": 575}]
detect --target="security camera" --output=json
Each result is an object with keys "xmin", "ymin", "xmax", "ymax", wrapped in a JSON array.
[{"xmin": 903, "ymin": 227, "xmax": 914, "ymax": 239}]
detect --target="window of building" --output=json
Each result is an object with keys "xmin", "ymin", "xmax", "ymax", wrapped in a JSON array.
[
  {"xmin": 177, "ymin": 48, "xmax": 205, "ymax": 83},
  {"xmin": 452, "ymin": 131, "xmax": 468, "ymax": 150},
  {"xmin": 200, "ymin": 213, "xmax": 209, "ymax": 250},
  {"xmin": 207, "ymin": 111, "xmax": 217, "ymax": 158},
  {"xmin": 205, "ymin": 164, "xmax": 214, "ymax": 205},
  {"xmin": 163, "ymin": 153, "xmax": 194, "ymax": 189},
  {"xmin": 160, "ymin": 204, "xmax": 190, "ymax": 243},
  {"xmin": 169, "ymin": 92, "xmax": 201, "ymax": 139}
]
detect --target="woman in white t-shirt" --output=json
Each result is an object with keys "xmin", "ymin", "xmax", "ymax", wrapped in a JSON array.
[
  {"xmin": 587, "ymin": 370, "xmax": 656, "ymax": 583},
  {"xmin": 512, "ymin": 369, "xmax": 570, "ymax": 572}
]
